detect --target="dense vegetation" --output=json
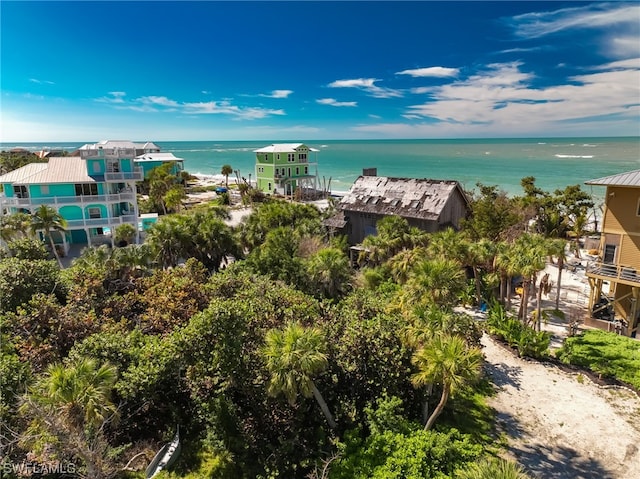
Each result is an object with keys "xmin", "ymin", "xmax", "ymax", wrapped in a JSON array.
[{"xmin": 0, "ymin": 176, "xmax": 601, "ymax": 478}]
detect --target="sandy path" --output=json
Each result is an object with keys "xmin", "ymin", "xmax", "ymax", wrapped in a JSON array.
[{"xmin": 482, "ymin": 334, "xmax": 640, "ymax": 479}]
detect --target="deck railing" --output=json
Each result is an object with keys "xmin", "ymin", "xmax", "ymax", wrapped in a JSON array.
[
  {"xmin": 0, "ymin": 191, "xmax": 136, "ymax": 207},
  {"xmin": 586, "ymin": 262, "xmax": 640, "ymax": 285},
  {"xmin": 65, "ymin": 214, "xmax": 137, "ymax": 228}
]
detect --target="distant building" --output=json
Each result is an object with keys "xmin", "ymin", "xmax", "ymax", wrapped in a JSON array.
[
  {"xmin": 585, "ymin": 169, "xmax": 640, "ymax": 337},
  {"xmin": 326, "ymin": 172, "xmax": 470, "ymax": 244},
  {"xmin": 254, "ymin": 143, "xmax": 319, "ymax": 196}
]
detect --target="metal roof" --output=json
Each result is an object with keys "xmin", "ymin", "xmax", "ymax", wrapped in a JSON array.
[
  {"xmin": 3, "ymin": 157, "xmax": 95, "ymax": 185},
  {"xmin": 585, "ymin": 169, "xmax": 640, "ymax": 187},
  {"xmin": 254, "ymin": 143, "xmax": 319, "ymax": 153},
  {"xmin": 340, "ymin": 176, "xmax": 466, "ymax": 220},
  {"xmin": 0, "ymin": 163, "xmax": 49, "ymax": 183},
  {"xmin": 134, "ymin": 152, "xmax": 184, "ymax": 162}
]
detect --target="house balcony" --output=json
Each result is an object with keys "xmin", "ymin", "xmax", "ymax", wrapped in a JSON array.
[
  {"xmin": 0, "ymin": 191, "xmax": 136, "ymax": 208},
  {"xmin": 104, "ymin": 168, "xmax": 143, "ymax": 181},
  {"xmin": 586, "ymin": 262, "xmax": 640, "ymax": 286},
  {"xmin": 65, "ymin": 214, "xmax": 137, "ymax": 229}
]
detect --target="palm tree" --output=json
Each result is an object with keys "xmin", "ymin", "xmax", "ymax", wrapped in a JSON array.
[
  {"xmin": 31, "ymin": 205, "xmax": 67, "ymax": 267},
  {"xmin": 0, "ymin": 212, "xmax": 33, "ymax": 242},
  {"xmin": 306, "ymin": 247, "xmax": 352, "ymax": 299},
  {"xmin": 221, "ymin": 164, "xmax": 233, "ymax": 188},
  {"xmin": 401, "ymin": 258, "xmax": 467, "ymax": 311},
  {"xmin": 262, "ymin": 322, "xmax": 336, "ymax": 429},
  {"xmin": 549, "ymin": 238, "xmax": 568, "ymax": 310},
  {"xmin": 411, "ymin": 334, "xmax": 483, "ymax": 430},
  {"xmin": 20, "ymin": 358, "xmax": 119, "ymax": 478},
  {"xmin": 512, "ymin": 234, "xmax": 549, "ymax": 323}
]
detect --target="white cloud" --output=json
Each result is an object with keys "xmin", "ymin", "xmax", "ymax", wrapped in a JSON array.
[
  {"xmin": 96, "ymin": 93, "xmax": 286, "ymax": 120},
  {"xmin": 400, "ymin": 60, "xmax": 640, "ymax": 133},
  {"xmin": 396, "ymin": 67, "xmax": 459, "ymax": 78},
  {"xmin": 316, "ymin": 98, "xmax": 357, "ymax": 107},
  {"xmin": 29, "ymin": 78, "xmax": 55, "ymax": 85},
  {"xmin": 260, "ymin": 89, "xmax": 293, "ymax": 99},
  {"xmin": 328, "ymin": 78, "xmax": 402, "ymax": 98},
  {"xmin": 508, "ymin": 3, "xmax": 640, "ymax": 39}
]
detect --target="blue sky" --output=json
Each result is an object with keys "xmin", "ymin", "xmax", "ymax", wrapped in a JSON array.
[{"xmin": 1, "ymin": 1, "xmax": 639, "ymax": 141}]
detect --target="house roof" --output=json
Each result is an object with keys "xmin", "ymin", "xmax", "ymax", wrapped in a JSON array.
[
  {"xmin": 339, "ymin": 176, "xmax": 467, "ymax": 221},
  {"xmin": 254, "ymin": 143, "xmax": 319, "ymax": 153},
  {"xmin": 0, "ymin": 157, "xmax": 95, "ymax": 185},
  {"xmin": 78, "ymin": 140, "xmax": 160, "ymax": 151},
  {"xmin": 134, "ymin": 152, "xmax": 184, "ymax": 162},
  {"xmin": 0, "ymin": 163, "xmax": 49, "ymax": 183},
  {"xmin": 323, "ymin": 213, "xmax": 348, "ymax": 229},
  {"xmin": 585, "ymin": 169, "xmax": 640, "ymax": 187}
]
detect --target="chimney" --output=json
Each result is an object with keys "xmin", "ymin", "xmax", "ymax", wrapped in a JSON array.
[{"xmin": 362, "ymin": 167, "xmax": 377, "ymax": 177}]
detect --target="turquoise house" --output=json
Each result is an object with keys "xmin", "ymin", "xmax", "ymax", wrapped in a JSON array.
[
  {"xmin": 134, "ymin": 152, "xmax": 185, "ymax": 178},
  {"xmin": 0, "ymin": 144, "xmax": 144, "ymax": 252}
]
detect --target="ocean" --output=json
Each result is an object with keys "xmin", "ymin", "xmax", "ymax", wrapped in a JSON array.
[{"xmin": 2, "ymin": 137, "xmax": 638, "ymax": 201}]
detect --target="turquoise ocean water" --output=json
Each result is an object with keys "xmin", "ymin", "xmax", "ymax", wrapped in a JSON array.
[{"xmin": 2, "ymin": 138, "xmax": 638, "ymax": 200}]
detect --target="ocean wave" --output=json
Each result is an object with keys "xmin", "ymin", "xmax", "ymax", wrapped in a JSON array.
[
  {"xmin": 582, "ymin": 144, "xmax": 597, "ymax": 147},
  {"xmin": 555, "ymin": 154, "xmax": 594, "ymax": 159}
]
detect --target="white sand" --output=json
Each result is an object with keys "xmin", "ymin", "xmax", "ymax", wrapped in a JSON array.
[{"xmin": 484, "ymin": 334, "xmax": 640, "ymax": 478}]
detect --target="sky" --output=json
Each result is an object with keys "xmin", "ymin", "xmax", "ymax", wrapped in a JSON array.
[{"xmin": 1, "ymin": 1, "xmax": 639, "ymax": 142}]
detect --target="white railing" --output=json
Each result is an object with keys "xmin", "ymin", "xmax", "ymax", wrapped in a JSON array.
[
  {"xmin": 0, "ymin": 191, "xmax": 136, "ymax": 207},
  {"xmin": 105, "ymin": 168, "xmax": 143, "ymax": 181},
  {"xmin": 65, "ymin": 214, "xmax": 137, "ymax": 229}
]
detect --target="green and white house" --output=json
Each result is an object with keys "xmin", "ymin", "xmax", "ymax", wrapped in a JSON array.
[
  {"xmin": 254, "ymin": 143, "xmax": 319, "ymax": 196},
  {"xmin": 0, "ymin": 140, "xmax": 182, "ymax": 252}
]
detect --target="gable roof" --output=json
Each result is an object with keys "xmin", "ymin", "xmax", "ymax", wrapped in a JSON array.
[
  {"xmin": 254, "ymin": 143, "xmax": 319, "ymax": 153},
  {"xmin": 0, "ymin": 157, "xmax": 94, "ymax": 185},
  {"xmin": 585, "ymin": 169, "xmax": 640, "ymax": 187},
  {"xmin": 339, "ymin": 176, "xmax": 468, "ymax": 221}
]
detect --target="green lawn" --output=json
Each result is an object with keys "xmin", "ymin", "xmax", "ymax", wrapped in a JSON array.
[{"xmin": 556, "ymin": 330, "xmax": 640, "ymax": 390}]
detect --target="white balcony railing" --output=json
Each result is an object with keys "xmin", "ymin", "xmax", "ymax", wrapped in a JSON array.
[
  {"xmin": 0, "ymin": 191, "xmax": 136, "ymax": 207},
  {"xmin": 105, "ymin": 168, "xmax": 143, "ymax": 181},
  {"xmin": 65, "ymin": 214, "xmax": 137, "ymax": 229}
]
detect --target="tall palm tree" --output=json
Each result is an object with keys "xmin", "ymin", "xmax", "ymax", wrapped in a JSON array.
[
  {"xmin": 411, "ymin": 334, "xmax": 483, "ymax": 430},
  {"xmin": 31, "ymin": 205, "xmax": 67, "ymax": 267},
  {"xmin": 262, "ymin": 322, "xmax": 336, "ymax": 429},
  {"xmin": 512, "ymin": 234, "xmax": 549, "ymax": 323},
  {"xmin": 221, "ymin": 164, "xmax": 233, "ymax": 188},
  {"xmin": 549, "ymin": 238, "xmax": 568, "ymax": 310}
]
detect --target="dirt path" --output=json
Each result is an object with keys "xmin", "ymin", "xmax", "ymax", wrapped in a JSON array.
[{"xmin": 482, "ymin": 334, "xmax": 640, "ymax": 479}]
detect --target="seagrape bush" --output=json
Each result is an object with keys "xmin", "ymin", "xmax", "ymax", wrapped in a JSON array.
[{"xmin": 485, "ymin": 302, "xmax": 550, "ymax": 359}]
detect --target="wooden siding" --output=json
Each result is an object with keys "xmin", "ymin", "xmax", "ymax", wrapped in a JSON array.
[
  {"xmin": 438, "ymin": 190, "xmax": 468, "ymax": 229},
  {"xmin": 620, "ymin": 234, "xmax": 640, "ymax": 270},
  {"xmin": 602, "ymin": 186, "xmax": 640, "ymax": 235}
]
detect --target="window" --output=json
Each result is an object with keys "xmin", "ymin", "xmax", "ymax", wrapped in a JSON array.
[
  {"xmin": 288, "ymin": 153, "xmax": 295, "ymax": 162},
  {"xmin": 296, "ymin": 167, "xmax": 299, "ymax": 175},
  {"xmin": 13, "ymin": 185, "xmax": 28, "ymax": 198},
  {"xmin": 637, "ymin": 197, "xmax": 640, "ymax": 216},
  {"xmin": 92, "ymin": 162, "xmax": 101, "ymax": 173},
  {"xmin": 304, "ymin": 166, "xmax": 308, "ymax": 175},
  {"xmin": 268, "ymin": 182, "xmax": 272, "ymax": 191},
  {"xmin": 603, "ymin": 244, "xmax": 616, "ymax": 264},
  {"xmin": 75, "ymin": 184, "xmax": 98, "ymax": 196},
  {"xmin": 288, "ymin": 168, "xmax": 291, "ymax": 177},
  {"xmin": 41, "ymin": 185, "xmax": 49, "ymax": 195},
  {"xmin": 88, "ymin": 207, "xmax": 101, "ymax": 219},
  {"xmin": 299, "ymin": 153, "xmax": 307, "ymax": 161}
]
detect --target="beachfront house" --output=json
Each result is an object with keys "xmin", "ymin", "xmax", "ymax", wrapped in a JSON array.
[
  {"xmin": 254, "ymin": 143, "xmax": 319, "ymax": 197},
  {"xmin": 584, "ymin": 169, "xmax": 640, "ymax": 337},
  {"xmin": 0, "ymin": 147, "xmax": 143, "ymax": 254},
  {"xmin": 325, "ymin": 171, "xmax": 470, "ymax": 245}
]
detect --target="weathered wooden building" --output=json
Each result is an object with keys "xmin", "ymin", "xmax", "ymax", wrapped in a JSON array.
[
  {"xmin": 585, "ymin": 169, "xmax": 640, "ymax": 337},
  {"xmin": 325, "ymin": 173, "xmax": 469, "ymax": 244}
]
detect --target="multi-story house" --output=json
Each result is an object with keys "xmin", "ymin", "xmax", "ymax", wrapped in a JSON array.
[
  {"xmin": 585, "ymin": 169, "xmax": 640, "ymax": 337},
  {"xmin": 0, "ymin": 141, "xmax": 155, "ymax": 252},
  {"xmin": 254, "ymin": 143, "xmax": 319, "ymax": 196}
]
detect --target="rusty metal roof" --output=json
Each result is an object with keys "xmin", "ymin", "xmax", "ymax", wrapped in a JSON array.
[
  {"xmin": 585, "ymin": 169, "xmax": 640, "ymax": 187},
  {"xmin": 339, "ymin": 176, "xmax": 467, "ymax": 220}
]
